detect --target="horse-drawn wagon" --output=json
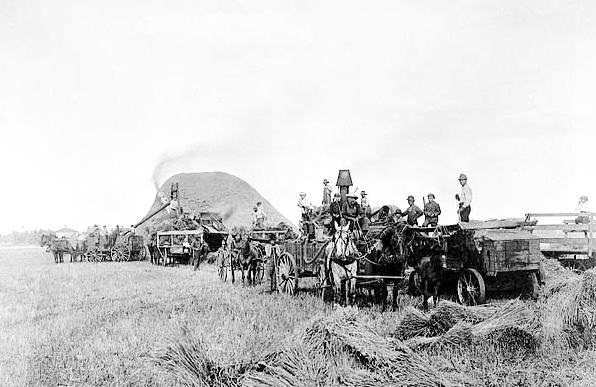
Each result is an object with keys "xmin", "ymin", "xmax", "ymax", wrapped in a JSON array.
[
  {"xmin": 82, "ymin": 229, "xmax": 146, "ymax": 262},
  {"xmin": 155, "ymin": 229, "xmax": 204, "ymax": 265},
  {"xmin": 404, "ymin": 221, "xmax": 543, "ymax": 306}
]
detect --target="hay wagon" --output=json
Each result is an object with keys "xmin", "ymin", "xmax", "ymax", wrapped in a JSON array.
[
  {"xmin": 82, "ymin": 230, "xmax": 145, "ymax": 262},
  {"xmin": 217, "ymin": 228, "xmax": 288, "ymax": 287},
  {"xmin": 406, "ymin": 221, "xmax": 543, "ymax": 306},
  {"xmin": 155, "ymin": 229, "xmax": 204, "ymax": 266}
]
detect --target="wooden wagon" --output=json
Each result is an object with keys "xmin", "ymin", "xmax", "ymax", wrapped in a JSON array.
[
  {"xmin": 406, "ymin": 222, "xmax": 543, "ymax": 305},
  {"xmin": 155, "ymin": 230, "xmax": 204, "ymax": 266},
  {"xmin": 83, "ymin": 231, "xmax": 145, "ymax": 262}
]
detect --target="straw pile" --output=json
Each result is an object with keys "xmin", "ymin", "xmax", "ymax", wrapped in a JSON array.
[
  {"xmin": 395, "ymin": 301, "xmax": 500, "ymax": 340},
  {"xmin": 151, "ymin": 326, "xmax": 239, "ymax": 387},
  {"xmin": 241, "ymin": 307, "xmax": 454, "ymax": 387},
  {"xmin": 538, "ymin": 260, "xmax": 596, "ymax": 349},
  {"xmin": 403, "ymin": 300, "xmax": 539, "ymax": 356}
]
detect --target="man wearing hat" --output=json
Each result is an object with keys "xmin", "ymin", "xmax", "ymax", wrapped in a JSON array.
[
  {"xmin": 360, "ymin": 191, "xmax": 371, "ymax": 216},
  {"xmin": 575, "ymin": 196, "xmax": 590, "ymax": 226},
  {"xmin": 403, "ymin": 195, "xmax": 423, "ymax": 226},
  {"xmin": 455, "ymin": 173, "xmax": 472, "ymax": 222},
  {"xmin": 322, "ymin": 179, "xmax": 333, "ymax": 206},
  {"xmin": 253, "ymin": 204, "xmax": 267, "ymax": 230},
  {"xmin": 422, "ymin": 193, "xmax": 441, "ymax": 227}
]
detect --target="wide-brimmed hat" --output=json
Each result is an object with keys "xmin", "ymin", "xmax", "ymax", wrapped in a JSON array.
[
  {"xmin": 458, "ymin": 173, "xmax": 468, "ymax": 180},
  {"xmin": 361, "ymin": 191, "xmax": 367, "ymax": 196},
  {"xmin": 323, "ymin": 179, "xmax": 329, "ymax": 183},
  {"xmin": 407, "ymin": 195, "xmax": 415, "ymax": 201},
  {"xmin": 427, "ymin": 193, "xmax": 435, "ymax": 199},
  {"xmin": 580, "ymin": 195, "xmax": 588, "ymax": 200},
  {"xmin": 299, "ymin": 192, "xmax": 306, "ymax": 196},
  {"xmin": 347, "ymin": 194, "xmax": 358, "ymax": 199}
]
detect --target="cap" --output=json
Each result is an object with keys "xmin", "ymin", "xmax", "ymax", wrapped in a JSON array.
[
  {"xmin": 323, "ymin": 179, "xmax": 329, "ymax": 183},
  {"xmin": 407, "ymin": 195, "xmax": 415, "ymax": 201},
  {"xmin": 361, "ymin": 191, "xmax": 367, "ymax": 195},
  {"xmin": 427, "ymin": 193, "xmax": 435, "ymax": 199},
  {"xmin": 581, "ymin": 195, "xmax": 588, "ymax": 200},
  {"xmin": 299, "ymin": 192, "xmax": 306, "ymax": 196},
  {"xmin": 256, "ymin": 201, "xmax": 262, "ymax": 206},
  {"xmin": 458, "ymin": 173, "xmax": 468, "ymax": 180}
]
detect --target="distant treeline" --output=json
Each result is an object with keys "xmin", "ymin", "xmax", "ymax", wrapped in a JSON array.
[{"xmin": 0, "ymin": 229, "xmax": 53, "ymax": 246}]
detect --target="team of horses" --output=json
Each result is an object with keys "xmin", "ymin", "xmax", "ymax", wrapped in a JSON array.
[{"xmin": 41, "ymin": 220, "xmax": 446, "ymax": 309}]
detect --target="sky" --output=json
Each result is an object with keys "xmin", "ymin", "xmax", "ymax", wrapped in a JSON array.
[{"xmin": 1, "ymin": 0, "xmax": 595, "ymax": 234}]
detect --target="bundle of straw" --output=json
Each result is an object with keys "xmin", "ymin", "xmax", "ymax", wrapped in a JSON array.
[
  {"xmin": 151, "ymin": 327, "xmax": 238, "ymax": 387},
  {"xmin": 394, "ymin": 307, "xmax": 435, "ymax": 340},
  {"xmin": 428, "ymin": 301, "xmax": 498, "ymax": 333}
]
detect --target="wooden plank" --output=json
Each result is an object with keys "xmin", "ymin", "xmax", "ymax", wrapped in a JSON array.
[
  {"xmin": 526, "ymin": 212, "xmax": 596, "ymax": 217},
  {"xmin": 537, "ymin": 238, "xmax": 588, "ymax": 245},
  {"xmin": 527, "ymin": 224, "xmax": 594, "ymax": 231}
]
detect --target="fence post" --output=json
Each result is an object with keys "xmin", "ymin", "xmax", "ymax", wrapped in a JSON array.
[{"xmin": 589, "ymin": 214, "xmax": 594, "ymax": 258}]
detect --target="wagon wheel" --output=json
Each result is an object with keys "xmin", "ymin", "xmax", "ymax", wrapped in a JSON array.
[
  {"xmin": 276, "ymin": 252, "xmax": 298, "ymax": 295},
  {"xmin": 218, "ymin": 251, "xmax": 229, "ymax": 282},
  {"xmin": 408, "ymin": 270, "xmax": 422, "ymax": 297},
  {"xmin": 457, "ymin": 268, "xmax": 486, "ymax": 306},
  {"xmin": 317, "ymin": 264, "xmax": 333, "ymax": 302},
  {"xmin": 111, "ymin": 244, "xmax": 130, "ymax": 262},
  {"xmin": 566, "ymin": 260, "xmax": 588, "ymax": 274},
  {"xmin": 86, "ymin": 248, "xmax": 100, "ymax": 263}
]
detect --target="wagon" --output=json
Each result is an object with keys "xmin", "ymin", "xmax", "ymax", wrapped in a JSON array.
[
  {"xmin": 405, "ymin": 222, "xmax": 543, "ymax": 305},
  {"xmin": 83, "ymin": 230, "xmax": 146, "ymax": 262},
  {"xmin": 155, "ymin": 230, "xmax": 204, "ymax": 266}
]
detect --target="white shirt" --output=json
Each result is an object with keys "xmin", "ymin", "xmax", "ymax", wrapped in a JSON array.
[
  {"xmin": 297, "ymin": 197, "xmax": 314, "ymax": 213},
  {"xmin": 576, "ymin": 201, "xmax": 590, "ymax": 213},
  {"xmin": 460, "ymin": 184, "xmax": 472, "ymax": 208}
]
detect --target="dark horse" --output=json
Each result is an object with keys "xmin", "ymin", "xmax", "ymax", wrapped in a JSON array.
[
  {"xmin": 370, "ymin": 224, "xmax": 408, "ymax": 310},
  {"xmin": 417, "ymin": 245, "xmax": 445, "ymax": 310},
  {"xmin": 40, "ymin": 233, "xmax": 76, "ymax": 263},
  {"xmin": 236, "ymin": 235, "xmax": 260, "ymax": 285}
]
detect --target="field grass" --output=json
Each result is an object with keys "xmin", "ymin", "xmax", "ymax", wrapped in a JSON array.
[{"xmin": 1, "ymin": 248, "xmax": 595, "ymax": 387}]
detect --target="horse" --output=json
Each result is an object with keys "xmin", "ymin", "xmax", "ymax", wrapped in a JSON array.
[
  {"xmin": 237, "ymin": 235, "xmax": 260, "ymax": 285},
  {"xmin": 369, "ymin": 224, "xmax": 408, "ymax": 310},
  {"xmin": 325, "ymin": 220, "xmax": 359, "ymax": 305},
  {"xmin": 40, "ymin": 233, "xmax": 76, "ymax": 263},
  {"xmin": 417, "ymin": 246, "xmax": 445, "ymax": 310}
]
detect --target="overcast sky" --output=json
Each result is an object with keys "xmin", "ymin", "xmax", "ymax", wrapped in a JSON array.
[{"xmin": 1, "ymin": 0, "xmax": 595, "ymax": 234}]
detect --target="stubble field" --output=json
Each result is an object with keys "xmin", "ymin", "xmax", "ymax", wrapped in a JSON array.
[{"xmin": 1, "ymin": 247, "xmax": 595, "ymax": 387}]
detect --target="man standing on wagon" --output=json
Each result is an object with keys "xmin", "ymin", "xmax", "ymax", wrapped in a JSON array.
[
  {"xmin": 422, "ymin": 193, "xmax": 441, "ymax": 227},
  {"xmin": 322, "ymin": 179, "xmax": 333, "ymax": 207},
  {"xmin": 403, "ymin": 195, "xmax": 423, "ymax": 226},
  {"xmin": 455, "ymin": 173, "xmax": 473, "ymax": 222}
]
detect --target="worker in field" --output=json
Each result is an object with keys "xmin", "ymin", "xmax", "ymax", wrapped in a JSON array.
[
  {"xmin": 422, "ymin": 193, "xmax": 441, "ymax": 227},
  {"xmin": 297, "ymin": 192, "xmax": 314, "ymax": 220},
  {"xmin": 253, "ymin": 204, "xmax": 267, "ymax": 230},
  {"xmin": 455, "ymin": 173, "xmax": 472, "ymax": 222},
  {"xmin": 403, "ymin": 195, "xmax": 423, "ymax": 226},
  {"xmin": 575, "ymin": 196, "xmax": 590, "ymax": 224},
  {"xmin": 322, "ymin": 179, "xmax": 333, "ymax": 207},
  {"xmin": 360, "ymin": 191, "xmax": 371, "ymax": 216}
]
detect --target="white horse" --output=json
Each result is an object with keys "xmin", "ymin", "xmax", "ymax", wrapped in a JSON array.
[{"xmin": 325, "ymin": 220, "xmax": 359, "ymax": 305}]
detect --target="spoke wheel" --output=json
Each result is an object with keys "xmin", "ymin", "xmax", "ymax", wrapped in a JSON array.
[
  {"xmin": 457, "ymin": 268, "xmax": 486, "ymax": 306},
  {"xmin": 111, "ymin": 244, "xmax": 130, "ymax": 262},
  {"xmin": 254, "ymin": 260, "xmax": 265, "ymax": 285},
  {"xmin": 276, "ymin": 252, "xmax": 297, "ymax": 295},
  {"xmin": 86, "ymin": 248, "xmax": 101, "ymax": 263}
]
